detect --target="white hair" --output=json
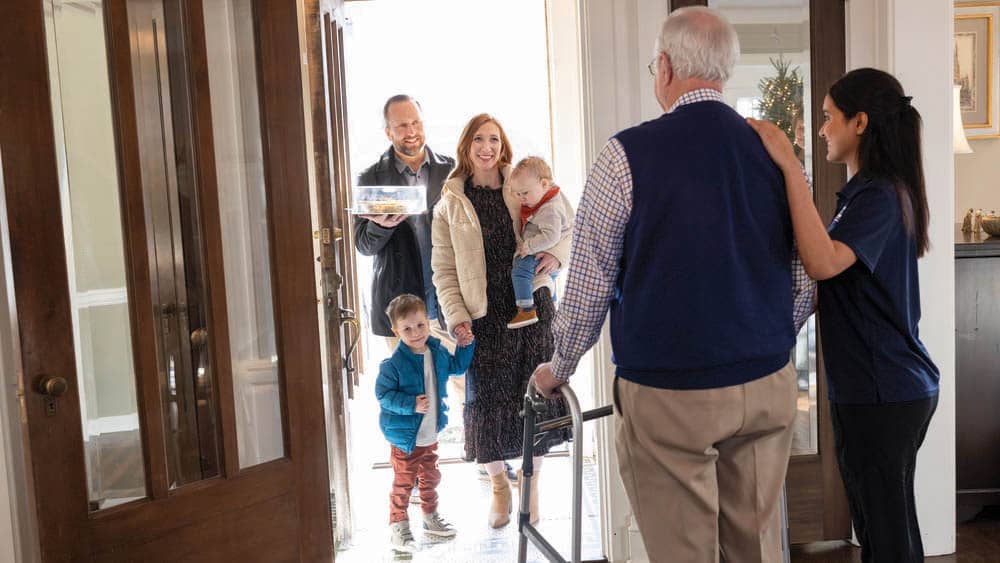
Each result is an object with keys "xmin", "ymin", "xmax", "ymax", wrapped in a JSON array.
[{"xmin": 655, "ymin": 7, "xmax": 740, "ymax": 84}]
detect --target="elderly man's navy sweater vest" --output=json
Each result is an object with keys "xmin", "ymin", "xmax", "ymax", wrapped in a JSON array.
[{"xmin": 611, "ymin": 101, "xmax": 796, "ymax": 389}]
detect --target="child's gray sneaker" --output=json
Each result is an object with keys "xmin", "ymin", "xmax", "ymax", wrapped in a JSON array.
[
  {"xmin": 390, "ymin": 521, "xmax": 417, "ymax": 552},
  {"xmin": 422, "ymin": 512, "xmax": 457, "ymax": 537}
]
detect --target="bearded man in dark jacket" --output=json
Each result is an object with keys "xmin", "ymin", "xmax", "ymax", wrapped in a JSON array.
[{"xmin": 355, "ymin": 95, "xmax": 454, "ymax": 341}]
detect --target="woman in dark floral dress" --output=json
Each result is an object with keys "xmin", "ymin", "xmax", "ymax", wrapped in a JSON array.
[{"xmin": 431, "ymin": 114, "xmax": 570, "ymax": 529}]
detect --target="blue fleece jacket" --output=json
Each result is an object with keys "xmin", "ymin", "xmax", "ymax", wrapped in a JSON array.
[{"xmin": 375, "ymin": 336, "xmax": 474, "ymax": 454}]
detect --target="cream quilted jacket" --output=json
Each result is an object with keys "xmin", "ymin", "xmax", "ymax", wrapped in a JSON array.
[{"xmin": 431, "ymin": 166, "xmax": 572, "ymax": 331}]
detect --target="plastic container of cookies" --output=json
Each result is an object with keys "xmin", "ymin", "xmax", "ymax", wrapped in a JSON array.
[{"xmin": 350, "ymin": 184, "xmax": 427, "ymax": 215}]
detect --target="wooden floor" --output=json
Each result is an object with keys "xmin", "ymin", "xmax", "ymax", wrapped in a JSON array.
[{"xmin": 790, "ymin": 506, "xmax": 1000, "ymax": 562}]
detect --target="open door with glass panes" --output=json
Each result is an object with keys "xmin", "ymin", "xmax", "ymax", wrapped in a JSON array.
[
  {"xmin": 0, "ymin": 0, "xmax": 333, "ymax": 559},
  {"xmin": 303, "ymin": 0, "xmax": 365, "ymax": 548}
]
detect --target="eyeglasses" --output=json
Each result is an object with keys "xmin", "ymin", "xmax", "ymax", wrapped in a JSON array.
[{"xmin": 647, "ymin": 57, "xmax": 658, "ymax": 77}]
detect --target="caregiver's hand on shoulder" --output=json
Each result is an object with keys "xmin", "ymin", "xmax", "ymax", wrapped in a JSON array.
[{"xmin": 746, "ymin": 118, "xmax": 800, "ymax": 172}]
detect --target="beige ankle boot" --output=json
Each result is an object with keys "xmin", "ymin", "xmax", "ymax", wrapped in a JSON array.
[
  {"xmin": 517, "ymin": 469, "xmax": 541, "ymax": 524},
  {"xmin": 488, "ymin": 473, "xmax": 512, "ymax": 528}
]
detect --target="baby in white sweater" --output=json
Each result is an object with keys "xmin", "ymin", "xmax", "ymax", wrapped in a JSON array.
[{"xmin": 508, "ymin": 157, "xmax": 574, "ymax": 329}]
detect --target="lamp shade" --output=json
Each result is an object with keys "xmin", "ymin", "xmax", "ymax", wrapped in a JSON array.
[{"xmin": 954, "ymin": 85, "xmax": 973, "ymax": 154}]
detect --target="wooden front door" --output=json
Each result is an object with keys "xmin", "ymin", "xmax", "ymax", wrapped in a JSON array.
[
  {"xmin": 303, "ymin": 0, "xmax": 363, "ymax": 547},
  {"xmin": 0, "ymin": 0, "xmax": 332, "ymax": 560},
  {"xmin": 672, "ymin": 0, "xmax": 851, "ymax": 543}
]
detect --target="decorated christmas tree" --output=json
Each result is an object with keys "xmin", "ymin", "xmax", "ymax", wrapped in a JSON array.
[{"xmin": 756, "ymin": 56, "xmax": 804, "ymax": 142}]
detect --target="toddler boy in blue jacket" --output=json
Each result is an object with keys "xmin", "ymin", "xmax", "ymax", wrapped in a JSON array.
[{"xmin": 375, "ymin": 294, "xmax": 474, "ymax": 553}]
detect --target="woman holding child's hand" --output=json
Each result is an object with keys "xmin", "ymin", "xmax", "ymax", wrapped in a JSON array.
[{"xmin": 431, "ymin": 114, "xmax": 571, "ymax": 529}]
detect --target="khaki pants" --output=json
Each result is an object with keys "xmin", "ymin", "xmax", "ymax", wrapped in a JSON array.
[{"xmin": 615, "ymin": 362, "xmax": 797, "ymax": 563}]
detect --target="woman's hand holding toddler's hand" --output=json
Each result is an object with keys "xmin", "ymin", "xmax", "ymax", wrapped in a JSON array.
[
  {"xmin": 457, "ymin": 331, "xmax": 475, "ymax": 347},
  {"xmin": 453, "ymin": 321, "xmax": 473, "ymax": 345}
]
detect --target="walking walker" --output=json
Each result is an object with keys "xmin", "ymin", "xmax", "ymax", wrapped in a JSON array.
[
  {"xmin": 516, "ymin": 377, "xmax": 792, "ymax": 563},
  {"xmin": 517, "ymin": 377, "xmax": 612, "ymax": 563}
]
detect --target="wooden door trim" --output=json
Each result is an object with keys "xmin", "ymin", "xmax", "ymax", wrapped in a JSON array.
[
  {"xmin": 809, "ymin": 0, "xmax": 850, "ymax": 541},
  {"xmin": 175, "ymin": 0, "xmax": 242, "ymax": 479},
  {"xmin": 810, "ymin": 0, "xmax": 849, "ymax": 224},
  {"xmin": 253, "ymin": 0, "xmax": 334, "ymax": 557},
  {"xmin": 331, "ymin": 22, "xmax": 362, "ymax": 365},
  {"xmin": 306, "ymin": 0, "xmax": 356, "ymax": 544},
  {"xmin": 105, "ymin": 0, "xmax": 173, "ymax": 502},
  {"xmin": 670, "ymin": 0, "xmax": 707, "ymax": 9},
  {"xmin": 88, "ymin": 460, "xmax": 292, "ymax": 549},
  {"xmin": 0, "ymin": 2, "xmax": 93, "ymax": 559}
]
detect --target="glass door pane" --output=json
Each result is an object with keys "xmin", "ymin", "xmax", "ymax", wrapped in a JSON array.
[
  {"xmin": 42, "ymin": 0, "xmax": 147, "ymax": 510},
  {"xmin": 710, "ymin": 0, "xmax": 818, "ymax": 454},
  {"xmin": 202, "ymin": 0, "xmax": 285, "ymax": 468},
  {"xmin": 127, "ymin": 0, "xmax": 222, "ymax": 487}
]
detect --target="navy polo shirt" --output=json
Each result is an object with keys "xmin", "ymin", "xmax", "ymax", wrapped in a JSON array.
[{"xmin": 818, "ymin": 174, "xmax": 939, "ymax": 404}]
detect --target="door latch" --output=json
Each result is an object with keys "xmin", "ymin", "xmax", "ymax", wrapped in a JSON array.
[{"xmin": 36, "ymin": 375, "xmax": 68, "ymax": 416}]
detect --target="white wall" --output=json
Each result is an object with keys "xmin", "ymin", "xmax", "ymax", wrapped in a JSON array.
[
  {"xmin": 953, "ymin": 3, "xmax": 1000, "ymax": 221},
  {"xmin": 576, "ymin": 3, "xmax": 668, "ymax": 560},
  {"xmin": 847, "ymin": 0, "xmax": 957, "ymax": 556},
  {"xmin": 955, "ymin": 141, "xmax": 1000, "ymax": 220},
  {"xmin": 851, "ymin": 0, "xmax": 957, "ymax": 555},
  {"xmin": 547, "ymin": 0, "xmax": 587, "ymax": 198},
  {"xmin": 580, "ymin": 0, "xmax": 669, "ymax": 153}
]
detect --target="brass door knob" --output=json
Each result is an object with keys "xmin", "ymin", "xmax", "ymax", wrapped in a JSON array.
[
  {"xmin": 191, "ymin": 328, "xmax": 208, "ymax": 349},
  {"xmin": 37, "ymin": 375, "xmax": 68, "ymax": 397}
]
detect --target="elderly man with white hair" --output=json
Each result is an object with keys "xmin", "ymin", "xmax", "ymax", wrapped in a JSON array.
[{"xmin": 533, "ymin": 6, "xmax": 814, "ymax": 561}]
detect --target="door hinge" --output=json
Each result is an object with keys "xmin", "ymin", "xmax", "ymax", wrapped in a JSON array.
[{"xmin": 315, "ymin": 227, "xmax": 342, "ymax": 245}]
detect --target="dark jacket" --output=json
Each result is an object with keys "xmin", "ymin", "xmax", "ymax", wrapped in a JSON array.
[
  {"xmin": 354, "ymin": 146, "xmax": 454, "ymax": 336},
  {"xmin": 375, "ymin": 336, "xmax": 475, "ymax": 454}
]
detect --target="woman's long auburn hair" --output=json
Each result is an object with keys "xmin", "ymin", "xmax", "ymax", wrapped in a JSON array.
[
  {"xmin": 449, "ymin": 113, "xmax": 514, "ymax": 180},
  {"xmin": 828, "ymin": 68, "xmax": 930, "ymax": 256}
]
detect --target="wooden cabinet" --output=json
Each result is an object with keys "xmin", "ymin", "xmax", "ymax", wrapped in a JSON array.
[{"xmin": 955, "ymin": 226, "xmax": 1000, "ymax": 516}]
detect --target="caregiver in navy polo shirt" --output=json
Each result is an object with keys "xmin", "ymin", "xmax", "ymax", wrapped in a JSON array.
[{"xmin": 750, "ymin": 67, "xmax": 939, "ymax": 563}]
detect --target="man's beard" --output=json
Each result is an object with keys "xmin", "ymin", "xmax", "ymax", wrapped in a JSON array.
[{"xmin": 394, "ymin": 139, "xmax": 424, "ymax": 157}]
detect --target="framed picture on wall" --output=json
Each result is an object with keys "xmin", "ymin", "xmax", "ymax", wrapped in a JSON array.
[{"xmin": 956, "ymin": 4, "xmax": 1000, "ymax": 138}]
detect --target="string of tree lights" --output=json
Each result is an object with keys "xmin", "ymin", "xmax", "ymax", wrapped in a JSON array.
[{"xmin": 756, "ymin": 55, "xmax": 804, "ymax": 142}]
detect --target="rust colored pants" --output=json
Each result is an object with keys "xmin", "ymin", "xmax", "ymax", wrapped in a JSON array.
[{"xmin": 389, "ymin": 442, "xmax": 441, "ymax": 523}]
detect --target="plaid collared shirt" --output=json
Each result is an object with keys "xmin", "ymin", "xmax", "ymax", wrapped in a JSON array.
[{"xmin": 550, "ymin": 89, "xmax": 816, "ymax": 381}]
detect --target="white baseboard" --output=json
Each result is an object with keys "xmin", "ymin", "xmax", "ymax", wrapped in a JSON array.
[{"xmin": 86, "ymin": 414, "xmax": 139, "ymax": 438}]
